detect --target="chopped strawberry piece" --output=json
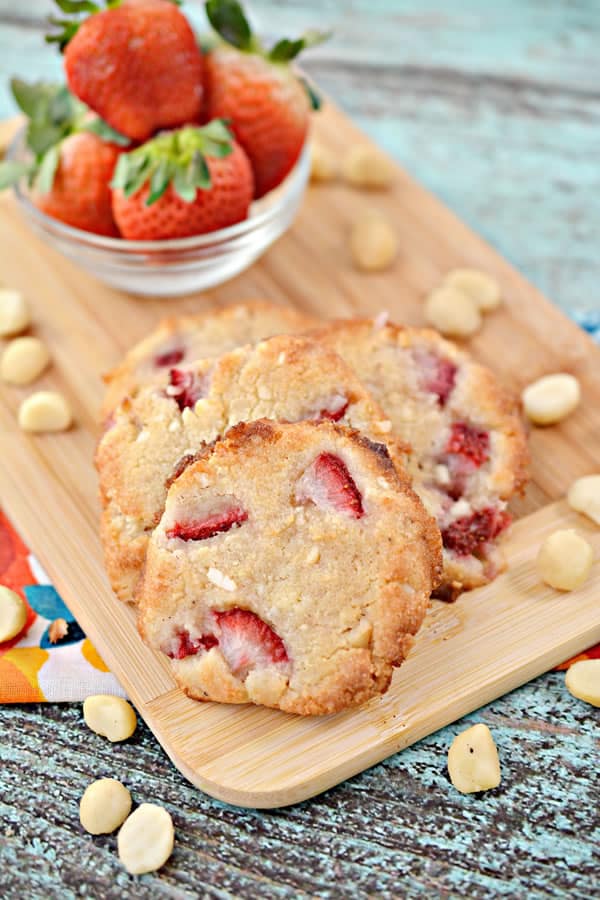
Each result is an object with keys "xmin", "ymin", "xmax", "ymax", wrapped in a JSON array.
[
  {"xmin": 166, "ymin": 507, "xmax": 248, "ymax": 542},
  {"xmin": 413, "ymin": 348, "xmax": 457, "ymax": 406},
  {"xmin": 166, "ymin": 629, "xmax": 218, "ymax": 660},
  {"xmin": 442, "ymin": 508, "xmax": 511, "ymax": 556},
  {"xmin": 318, "ymin": 398, "xmax": 349, "ymax": 422},
  {"xmin": 445, "ymin": 423, "xmax": 490, "ymax": 467},
  {"xmin": 154, "ymin": 346, "xmax": 185, "ymax": 368},
  {"xmin": 214, "ymin": 608, "xmax": 288, "ymax": 677},
  {"xmin": 165, "ymin": 368, "xmax": 205, "ymax": 411},
  {"xmin": 297, "ymin": 453, "xmax": 364, "ymax": 519}
]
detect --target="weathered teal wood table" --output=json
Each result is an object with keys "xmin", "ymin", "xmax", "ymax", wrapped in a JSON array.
[{"xmin": 1, "ymin": 2, "xmax": 598, "ymax": 897}]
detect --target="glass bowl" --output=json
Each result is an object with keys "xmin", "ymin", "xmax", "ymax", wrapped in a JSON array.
[{"xmin": 7, "ymin": 128, "xmax": 309, "ymax": 298}]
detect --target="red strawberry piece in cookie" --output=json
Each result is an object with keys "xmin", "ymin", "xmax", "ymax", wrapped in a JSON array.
[
  {"xmin": 166, "ymin": 507, "xmax": 248, "ymax": 542},
  {"xmin": 167, "ymin": 629, "xmax": 218, "ymax": 660},
  {"xmin": 297, "ymin": 452, "xmax": 364, "ymax": 519},
  {"xmin": 442, "ymin": 508, "xmax": 511, "ymax": 556},
  {"xmin": 165, "ymin": 368, "xmax": 206, "ymax": 411},
  {"xmin": 445, "ymin": 423, "xmax": 490, "ymax": 468},
  {"xmin": 413, "ymin": 347, "xmax": 457, "ymax": 406},
  {"xmin": 214, "ymin": 608, "xmax": 289, "ymax": 678},
  {"xmin": 154, "ymin": 347, "xmax": 185, "ymax": 368},
  {"xmin": 317, "ymin": 397, "xmax": 350, "ymax": 422}
]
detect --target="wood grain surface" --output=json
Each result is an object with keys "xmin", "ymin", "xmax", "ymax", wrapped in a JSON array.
[{"xmin": 1, "ymin": 2, "xmax": 599, "ymax": 897}]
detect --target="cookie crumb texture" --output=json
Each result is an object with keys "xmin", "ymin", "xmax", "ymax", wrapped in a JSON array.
[
  {"xmin": 138, "ymin": 420, "xmax": 441, "ymax": 716},
  {"xmin": 97, "ymin": 333, "xmax": 411, "ymax": 603},
  {"xmin": 311, "ymin": 320, "xmax": 529, "ymax": 597}
]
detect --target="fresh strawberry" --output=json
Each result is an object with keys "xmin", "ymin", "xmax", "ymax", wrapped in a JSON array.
[
  {"xmin": 317, "ymin": 397, "xmax": 349, "ymax": 422},
  {"xmin": 214, "ymin": 608, "xmax": 288, "ymax": 676},
  {"xmin": 51, "ymin": 0, "xmax": 204, "ymax": 143},
  {"xmin": 110, "ymin": 121, "xmax": 254, "ymax": 240},
  {"xmin": 413, "ymin": 348, "xmax": 457, "ymax": 406},
  {"xmin": 166, "ymin": 629, "xmax": 218, "ymax": 660},
  {"xmin": 204, "ymin": 0, "xmax": 328, "ymax": 197},
  {"xmin": 0, "ymin": 79, "xmax": 128, "ymax": 235},
  {"xmin": 442, "ymin": 508, "xmax": 511, "ymax": 556},
  {"xmin": 165, "ymin": 368, "xmax": 206, "ymax": 411},
  {"xmin": 166, "ymin": 507, "xmax": 248, "ymax": 541},
  {"xmin": 32, "ymin": 132, "xmax": 121, "ymax": 236},
  {"xmin": 444, "ymin": 423, "xmax": 490, "ymax": 468},
  {"xmin": 297, "ymin": 452, "xmax": 364, "ymax": 519}
]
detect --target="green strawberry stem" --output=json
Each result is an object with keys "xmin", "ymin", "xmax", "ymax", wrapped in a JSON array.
[
  {"xmin": 111, "ymin": 120, "xmax": 235, "ymax": 206},
  {"xmin": 46, "ymin": 0, "xmax": 182, "ymax": 51},
  {"xmin": 0, "ymin": 79, "xmax": 129, "ymax": 194}
]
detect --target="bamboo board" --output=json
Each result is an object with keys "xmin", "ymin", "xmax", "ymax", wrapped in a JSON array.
[{"xmin": 1, "ymin": 104, "xmax": 600, "ymax": 808}]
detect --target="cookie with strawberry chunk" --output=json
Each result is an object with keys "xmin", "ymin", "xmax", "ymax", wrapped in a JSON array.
[
  {"xmin": 137, "ymin": 419, "xmax": 441, "ymax": 715},
  {"xmin": 101, "ymin": 300, "xmax": 317, "ymax": 417},
  {"xmin": 310, "ymin": 318, "xmax": 529, "ymax": 599},
  {"xmin": 97, "ymin": 334, "xmax": 419, "ymax": 603}
]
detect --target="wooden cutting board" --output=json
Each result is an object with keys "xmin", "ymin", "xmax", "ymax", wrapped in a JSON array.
[{"xmin": 1, "ymin": 104, "xmax": 599, "ymax": 809}]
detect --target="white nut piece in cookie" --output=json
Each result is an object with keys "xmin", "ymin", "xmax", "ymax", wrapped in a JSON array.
[
  {"xmin": 522, "ymin": 373, "xmax": 580, "ymax": 425},
  {"xmin": 350, "ymin": 213, "xmax": 397, "ymax": 271},
  {"xmin": 567, "ymin": 475, "xmax": 600, "ymax": 526},
  {"xmin": 0, "ymin": 585, "xmax": 27, "ymax": 642},
  {"xmin": 424, "ymin": 285, "xmax": 481, "ymax": 338},
  {"xmin": 341, "ymin": 144, "xmax": 394, "ymax": 189},
  {"xmin": 310, "ymin": 140, "xmax": 337, "ymax": 182},
  {"xmin": 444, "ymin": 268, "xmax": 502, "ymax": 311},
  {"xmin": 565, "ymin": 659, "xmax": 600, "ymax": 707},
  {"xmin": 537, "ymin": 529, "xmax": 593, "ymax": 591},
  {"xmin": 118, "ymin": 803, "xmax": 174, "ymax": 875},
  {"xmin": 18, "ymin": 391, "xmax": 72, "ymax": 433},
  {"xmin": 447, "ymin": 723, "xmax": 501, "ymax": 794},
  {"xmin": 1, "ymin": 337, "xmax": 50, "ymax": 385},
  {"xmin": 0, "ymin": 289, "xmax": 30, "ymax": 336},
  {"xmin": 83, "ymin": 694, "xmax": 137, "ymax": 742},
  {"xmin": 80, "ymin": 778, "xmax": 132, "ymax": 834}
]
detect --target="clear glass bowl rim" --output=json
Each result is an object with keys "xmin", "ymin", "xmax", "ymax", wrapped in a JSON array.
[{"xmin": 6, "ymin": 126, "xmax": 309, "ymax": 254}]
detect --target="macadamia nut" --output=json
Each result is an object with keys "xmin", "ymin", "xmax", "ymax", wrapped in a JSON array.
[
  {"xmin": 444, "ymin": 268, "xmax": 502, "ymax": 311},
  {"xmin": 1, "ymin": 337, "xmax": 50, "ymax": 385},
  {"xmin": 565, "ymin": 659, "xmax": 600, "ymax": 707},
  {"xmin": 537, "ymin": 529, "xmax": 593, "ymax": 591},
  {"xmin": 424, "ymin": 285, "xmax": 481, "ymax": 338},
  {"xmin": 310, "ymin": 140, "xmax": 337, "ymax": 182},
  {"xmin": 18, "ymin": 391, "xmax": 72, "ymax": 433},
  {"xmin": 567, "ymin": 475, "xmax": 600, "ymax": 526},
  {"xmin": 0, "ymin": 585, "xmax": 27, "ymax": 642},
  {"xmin": 522, "ymin": 374, "xmax": 580, "ymax": 425},
  {"xmin": 350, "ymin": 213, "xmax": 397, "ymax": 271},
  {"xmin": 447, "ymin": 723, "xmax": 501, "ymax": 794},
  {"xmin": 118, "ymin": 803, "xmax": 174, "ymax": 875},
  {"xmin": 83, "ymin": 694, "xmax": 137, "ymax": 742},
  {"xmin": 341, "ymin": 145, "xmax": 394, "ymax": 189},
  {"xmin": 80, "ymin": 778, "xmax": 132, "ymax": 835},
  {"xmin": 0, "ymin": 289, "xmax": 30, "ymax": 336}
]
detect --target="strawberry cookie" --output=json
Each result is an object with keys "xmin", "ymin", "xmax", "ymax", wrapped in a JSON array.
[
  {"xmin": 101, "ymin": 300, "xmax": 317, "ymax": 416},
  {"xmin": 97, "ymin": 334, "xmax": 418, "ymax": 603},
  {"xmin": 311, "ymin": 319, "xmax": 529, "ymax": 599},
  {"xmin": 137, "ymin": 419, "xmax": 442, "ymax": 715}
]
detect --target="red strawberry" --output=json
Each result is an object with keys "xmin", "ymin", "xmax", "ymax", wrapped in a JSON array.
[
  {"xmin": 413, "ymin": 348, "xmax": 457, "ymax": 406},
  {"xmin": 154, "ymin": 346, "xmax": 185, "ymax": 368},
  {"xmin": 166, "ymin": 629, "xmax": 218, "ymax": 660},
  {"xmin": 166, "ymin": 507, "xmax": 248, "ymax": 541},
  {"xmin": 56, "ymin": 0, "xmax": 204, "ymax": 143},
  {"xmin": 445, "ymin": 423, "xmax": 490, "ymax": 468},
  {"xmin": 204, "ymin": 0, "xmax": 328, "ymax": 197},
  {"xmin": 297, "ymin": 452, "xmax": 364, "ymax": 519},
  {"xmin": 318, "ymin": 397, "xmax": 349, "ymax": 422},
  {"xmin": 165, "ymin": 368, "xmax": 206, "ymax": 411},
  {"xmin": 442, "ymin": 508, "xmax": 511, "ymax": 556},
  {"xmin": 110, "ymin": 121, "xmax": 254, "ymax": 240},
  {"xmin": 214, "ymin": 608, "xmax": 288, "ymax": 676},
  {"xmin": 32, "ymin": 131, "xmax": 121, "ymax": 236}
]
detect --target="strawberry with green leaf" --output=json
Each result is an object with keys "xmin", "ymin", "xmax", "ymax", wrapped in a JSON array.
[
  {"xmin": 204, "ymin": 0, "xmax": 328, "ymax": 198},
  {"xmin": 0, "ymin": 79, "xmax": 128, "ymax": 236},
  {"xmin": 110, "ymin": 120, "xmax": 254, "ymax": 240},
  {"xmin": 50, "ymin": 0, "xmax": 204, "ymax": 143}
]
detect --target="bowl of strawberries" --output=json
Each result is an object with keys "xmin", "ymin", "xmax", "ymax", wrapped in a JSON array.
[{"xmin": 2, "ymin": 0, "xmax": 326, "ymax": 297}]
